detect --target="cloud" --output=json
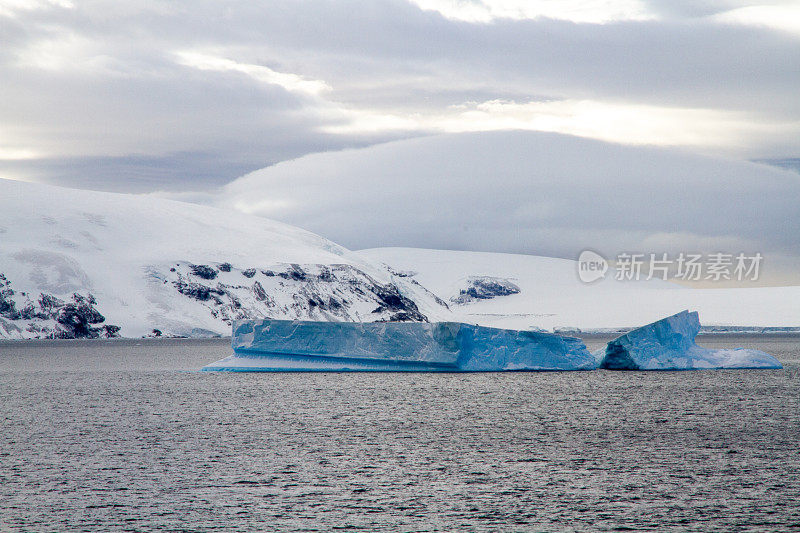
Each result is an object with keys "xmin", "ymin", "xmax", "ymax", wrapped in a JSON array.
[
  {"xmin": 710, "ymin": 4, "xmax": 800, "ymax": 35},
  {"xmin": 211, "ymin": 131, "xmax": 800, "ymax": 284},
  {"xmin": 407, "ymin": 0, "xmax": 654, "ymax": 23},
  {"xmin": 0, "ymin": 0, "xmax": 799, "ymax": 192},
  {"xmin": 0, "ymin": 0, "xmax": 73, "ymax": 19},
  {"xmin": 173, "ymin": 51, "xmax": 331, "ymax": 96},
  {"xmin": 323, "ymin": 98, "xmax": 798, "ymax": 153}
]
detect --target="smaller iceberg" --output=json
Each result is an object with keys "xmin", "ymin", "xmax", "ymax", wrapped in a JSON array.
[
  {"xmin": 203, "ymin": 319, "xmax": 597, "ymax": 372},
  {"xmin": 597, "ymin": 310, "xmax": 782, "ymax": 370}
]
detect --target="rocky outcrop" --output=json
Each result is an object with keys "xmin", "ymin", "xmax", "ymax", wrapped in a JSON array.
[
  {"xmin": 451, "ymin": 276, "xmax": 521, "ymax": 304},
  {"xmin": 162, "ymin": 261, "xmax": 428, "ymax": 327},
  {"xmin": 0, "ymin": 274, "xmax": 120, "ymax": 339},
  {"xmin": 0, "ymin": 257, "xmax": 438, "ymax": 339}
]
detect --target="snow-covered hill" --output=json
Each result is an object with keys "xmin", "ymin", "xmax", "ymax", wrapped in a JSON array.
[
  {"xmin": 2, "ymin": 178, "xmax": 796, "ymax": 339},
  {"xmin": 357, "ymin": 247, "xmax": 800, "ymax": 331},
  {"xmin": 0, "ymin": 179, "xmax": 448, "ymax": 339}
]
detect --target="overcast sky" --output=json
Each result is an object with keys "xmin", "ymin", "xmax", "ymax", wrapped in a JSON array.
[
  {"xmin": 1, "ymin": 0, "xmax": 799, "ymax": 192},
  {"xmin": 2, "ymin": 0, "xmax": 799, "ymax": 283},
  {"xmin": 211, "ymin": 130, "xmax": 800, "ymax": 285}
]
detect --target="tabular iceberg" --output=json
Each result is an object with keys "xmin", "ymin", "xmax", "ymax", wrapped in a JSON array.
[
  {"xmin": 597, "ymin": 310, "xmax": 782, "ymax": 370},
  {"xmin": 202, "ymin": 319, "xmax": 597, "ymax": 372}
]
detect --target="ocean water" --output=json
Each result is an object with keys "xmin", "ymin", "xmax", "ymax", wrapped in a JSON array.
[{"xmin": 0, "ymin": 335, "xmax": 798, "ymax": 532}]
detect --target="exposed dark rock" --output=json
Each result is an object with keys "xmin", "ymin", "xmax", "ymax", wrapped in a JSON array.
[
  {"xmin": 160, "ymin": 261, "xmax": 431, "ymax": 331},
  {"xmin": 318, "ymin": 267, "xmax": 334, "ymax": 282},
  {"xmin": 452, "ymin": 276, "xmax": 521, "ymax": 304},
  {"xmin": 351, "ymin": 285, "xmax": 365, "ymax": 296},
  {"xmin": 38, "ymin": 293, "xmax": 65, "ymax": 313},
  {"xmin": 103, "ymin": 325, "xmax": 121, "ymax": 338},
  {"xmin": 386, "ymin": 266, "xmax": 417, "ymax": 278},
  {"xmin": 370, "ymin": 284, "xmax": 426, "ymax": 321},
  {"xmin": 0, "ymin": 259, "xmax": 445, "ymax": 339},
  {"xmin": 290, "ymin": 265, "xmax": 307, "ymax": 281},
  {"xmin": 174, "ymin": 280, "xmax": 223, "ymax": 301},
  {"xmin": 373, "ymin": 284, "xmax": 411, "ymax": 310},
  {"xmin": 408, "ymin": 278, "xmax": 449, "ymax": 308},
  {"xmin": 252, "ymin": 281, "xmax": 268, "ymax": 301},
  {"xmin": 0, "ymin": 278, "xmax": 120, "ymax": 339},
  {"xmin": 55, "ymin": 293, "xmax": 107, "ymax": 339},
  {"xmin": 279, "ymin": 265, "xmax": 307, "ymax": 282},
  {"xmin": 19, "ymin": 303, "xmax": 36, "ymax": 320},
  {"xmin": 19, "ymin": 302, "xmax": 48, "ymax": 321},
  {"xmin": 190, "ymin": 264, "xmax": 218, "ymax": 280},
  {"xmin": 0, "ymin": 274, "xmax": 21, "ymax": 320},
  {"xmin": 377, "ymin": 312, "xmax": 421, "ymax": 322}
]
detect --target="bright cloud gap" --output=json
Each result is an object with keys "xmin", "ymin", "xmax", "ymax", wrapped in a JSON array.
[
  {"xmin": 173, "ymin": 51, "xmax": 784, "ymax": 153},
  {"xmin": 407, "ymin": 0, "xmax": 654, "ymax": 24}
]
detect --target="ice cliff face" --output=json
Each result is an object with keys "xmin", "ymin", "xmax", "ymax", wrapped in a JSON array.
[
  {"xmin": 203, "ymin": 319, "xmax": 596, "ymax": 372},
  {"xmin": 204, "ymin": 314, "xmax": 782, "ymax": 373},
  {"xmin": 597, "ymin": 310, "xmax": 783, "ymax": 370}
]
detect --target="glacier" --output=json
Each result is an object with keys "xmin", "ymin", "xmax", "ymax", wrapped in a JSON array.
[
  {"xmin": 596, "ymin": 310, "xmax": 783, "ymax": 370},
  {"xmin": 202, "ymin": 319, "xmax": 597, "ymax": 372}
]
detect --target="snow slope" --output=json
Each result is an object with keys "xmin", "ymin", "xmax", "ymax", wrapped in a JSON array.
[
  {"xmin": 0, "ymin": 179, "xmax": 447, "ymax": 338},
  {"xmin": 357, "ymin": 247, "xmax": 800, "ymax": 330}
]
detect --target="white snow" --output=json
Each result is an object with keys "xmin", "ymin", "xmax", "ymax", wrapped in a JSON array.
[
  {"xmin": 357, "ymin": 247, "xmax": 800, "ymax": 331},
  {"xmin": 0, "ymin": 178, "xmax": 445, "ymax": 338}
]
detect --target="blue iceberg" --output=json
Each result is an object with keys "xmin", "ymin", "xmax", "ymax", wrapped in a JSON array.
[
  {"xmin": 598, "ymin": 310, "xmax": 782, "ymax": 370},
  {"xmin": 202, "ymin": 319, "xmax": 597, "ymax": 372}
]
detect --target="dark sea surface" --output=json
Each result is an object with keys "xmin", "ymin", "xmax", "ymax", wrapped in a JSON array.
[{"xmin": 1, "ymin": 335, "xmax": 798, "ymax": 532}]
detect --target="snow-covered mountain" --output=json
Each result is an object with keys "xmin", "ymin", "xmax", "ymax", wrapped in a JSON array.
[
  {"xmin": 357, "ymin": 247, "xmax": 800, "ymax": 331},
  {"xmin": 2, "ymin": 178, "xmax": 797, "ymax": 339},
  {"xmin": 0, "ymin": 179, "xmax": 448, "ymax": 339}
]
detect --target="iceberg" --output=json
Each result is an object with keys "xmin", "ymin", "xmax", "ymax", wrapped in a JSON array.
[
  {"xmin": 202, "ymin": 319, "xmax": 597, "ymax": 372},
  {"xmin": 597, "ymin": 310, "xmax": 782, "ymax": 370}
]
